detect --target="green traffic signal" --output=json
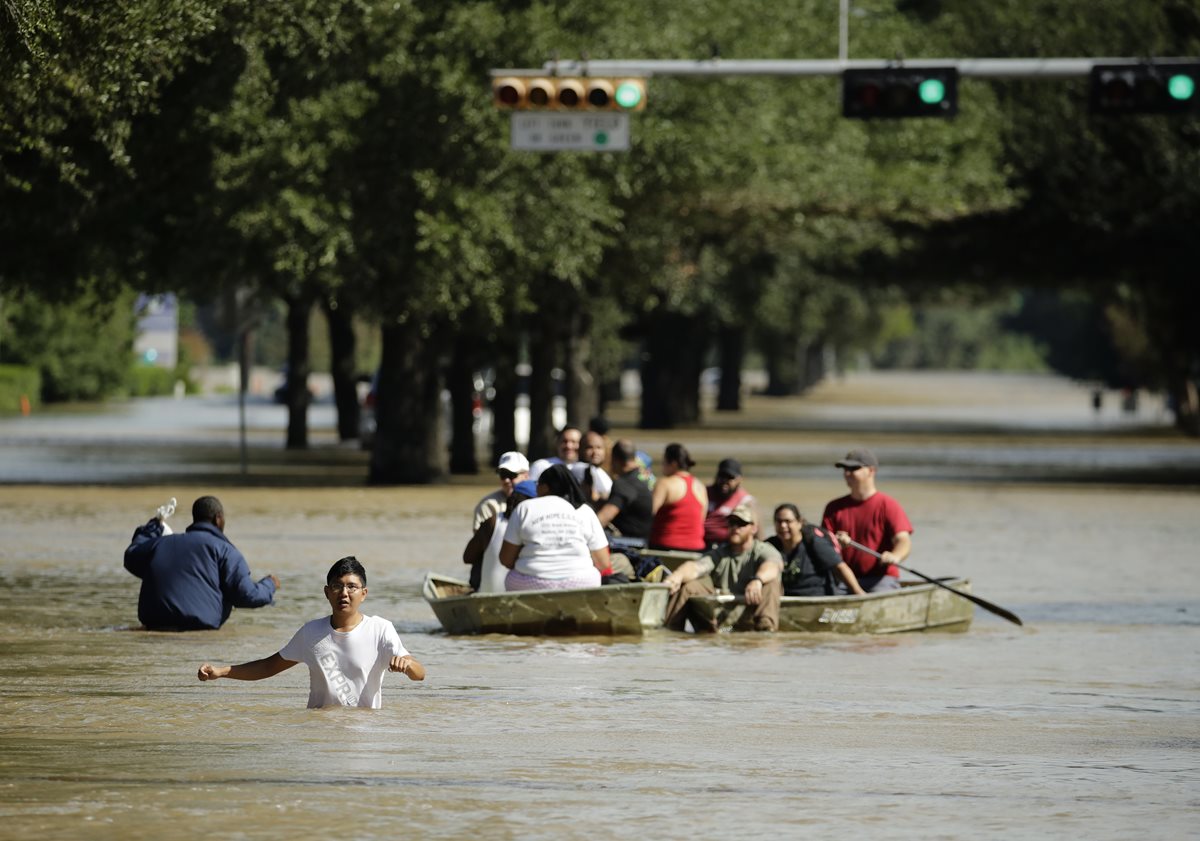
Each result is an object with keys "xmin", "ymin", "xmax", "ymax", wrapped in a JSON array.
[
  {"xmin": 1167, "ymin": 73, "xmax": 1196, "ymax": 101},
  {"xmin": 614, "ymin": 80, "xmax": 644, "ymax": 110},
  {"xmin": 918, "ymin": 78, "xmax": 946, "ymax": 105}
]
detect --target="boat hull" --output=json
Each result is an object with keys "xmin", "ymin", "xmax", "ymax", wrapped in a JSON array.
[
  {"xmin": 422, "ymin": 573, "xmax": 671, "ymax": 636},
  {"xmin": 688, "ymin": 578, "xmax": 975, "ymax": 634}
]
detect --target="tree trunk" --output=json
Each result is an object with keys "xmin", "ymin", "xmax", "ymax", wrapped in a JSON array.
[
  {"xmin": 639, "ymin": 311, "xmax": 705, "ymax": 429},
  {"xmin": 1168, "ymin": 372, "xmax": 1200, "ymax": 436},
  {"xmin": 283, "ymin": 293, "xmax": 312, "ymax": 450},
  {"xmin": 564, "ymin": 309, "xmax": 598, "ymax": 430},
  {"xmin": 447, "ymin": 337, "xmax": 479, "ymax": 475},
  {"xmin": 800, "ymin": 341, "xmax": 827, "ymax": 392},
  {"xmin": 763, "ymin": 330, "xmax": 802, "ymax": 396},
  {"xmin": 323, "ymin": 298, "xmax": 360, "ymax": 441},
  {"xmin": 489, "ymin": 338, "xmax": 519, "ymax": 462},
  {"xmin": 369, "ymin": 324, "xmax": 444, "ymax": 484},
  {"xmin": 527, "ymin": 325, "xmax": 558, "ymax": 460},
  {"xmin": 716, "ymin": 326, "xmax": 744, "ymax": 411}
]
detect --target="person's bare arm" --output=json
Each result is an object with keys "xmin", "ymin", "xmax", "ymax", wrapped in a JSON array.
[
  {"xmin": 590, "ymin": 545, "xmax": 611, "ymax": 574},
  {"xmin": 651, "ymin": 477, "xmax": 670, "ymax": 515},
  {"xmin": 463, "ymin": 516, "xmax": 496, "ymax": 566},
  {"xmin": 389, "ymin": 655, "xmax": 425, "ymax": 681},
  {"xmin": 881, "ymin": 531, "xmax": 912, "ymax": 565},
  {"xmin": 499, "ymin": 540, "xmax": 521, "ymax": 570},
  {"xmin": 833, "ymin": 562, "xmax": 866, "ymax": 596},
  {"xmin": 596, "ymin": 502, "xmax": 621, "ymax": 528},
  {"xmin": 743, "ymin": 558, "xmax": 783, "ymax": 605},
  {"xmin": 197, "ymin": 652, "xmax": 297, "ymax": 682},
  {"xmin": 662, "ymin": 560, "xmax": 702, "ymax": 594}
]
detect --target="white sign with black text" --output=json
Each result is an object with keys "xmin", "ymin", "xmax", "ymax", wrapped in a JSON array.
[{"xmin": 510, "ymin": 112, "xmax": 630, "ymax": 152}]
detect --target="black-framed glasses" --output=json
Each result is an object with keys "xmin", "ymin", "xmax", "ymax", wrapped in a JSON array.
[{"xmin": 498, "ymin": 470, "xmax": 520, "ymax": 480}]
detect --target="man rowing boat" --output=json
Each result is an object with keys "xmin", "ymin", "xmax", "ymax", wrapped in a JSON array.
[{"xmin": 821, "ymin": 448, "xmax": 913, "ymax": 594}]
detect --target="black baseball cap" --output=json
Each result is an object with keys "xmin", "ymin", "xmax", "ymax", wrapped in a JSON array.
[{"xmin": 835, "ymin": 448, "xmax": 879, "ymax": 469}]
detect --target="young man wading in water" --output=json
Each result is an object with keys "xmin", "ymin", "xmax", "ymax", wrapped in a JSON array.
[{"xmin": 197, "ymin": 557, "xmax": 424, "ymax": 708}]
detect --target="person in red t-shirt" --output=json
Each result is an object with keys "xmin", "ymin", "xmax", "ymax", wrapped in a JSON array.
[{"xmin": 821, "ymin": 448, "xmax": 913, "ymax": 593}]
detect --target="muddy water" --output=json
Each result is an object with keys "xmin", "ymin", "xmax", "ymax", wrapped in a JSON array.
[{"xmin": 1, "ymin": 374, "xmax": 1198, "ymax": 840}]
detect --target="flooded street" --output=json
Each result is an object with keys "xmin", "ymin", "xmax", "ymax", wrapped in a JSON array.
[{"xmin": 0, "ymin": 372, "xmax": 1197, "ymax": 839}]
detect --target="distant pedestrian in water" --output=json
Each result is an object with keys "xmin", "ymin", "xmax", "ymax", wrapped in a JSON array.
[
  {"xmin": 123, "ymin": 495, "xmax": 278, "ymax": 631},
  {"xmin": 197, "ymin": 557, "xmax": 424, "ymax": 708}
]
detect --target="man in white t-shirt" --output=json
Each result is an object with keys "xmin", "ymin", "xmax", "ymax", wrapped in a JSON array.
[
  {"xmin": 197, "ymin": 557, "xmax": 425, "ymax": 708},
  {"xmin": 528, "ymin": 425, "xmax": 582, "ymax": 480}
]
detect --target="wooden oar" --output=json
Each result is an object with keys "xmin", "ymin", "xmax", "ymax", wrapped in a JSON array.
[{"xmin": 844, "ymin": 538, "xmax": 1023, "ymax": 627}]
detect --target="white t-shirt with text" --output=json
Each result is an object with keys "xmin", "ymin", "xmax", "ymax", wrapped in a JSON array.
[
  {"xmin": 503, "ymin": 495, "xmax": 608, "ymax": 580},
  {"xmin": 279, "ymin": 614, "xmax": 409, "ymax": 709}
]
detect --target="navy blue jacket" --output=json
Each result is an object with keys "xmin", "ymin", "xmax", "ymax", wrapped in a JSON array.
[{"xmin": 123, "ymin": 519, "xmax": 276, "ymax": 630}]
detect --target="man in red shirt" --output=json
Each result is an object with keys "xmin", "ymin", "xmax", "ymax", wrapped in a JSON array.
[{"xmin": 821, "ymin": 448, "xmax": 913, "ymax": 593}]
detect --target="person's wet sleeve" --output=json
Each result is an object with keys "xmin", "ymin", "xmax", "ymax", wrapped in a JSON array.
[
  {"xmin": 220, "ymin": 546, "xmax": 276, "ymax": 608},
  {"xmin": 123, "ymin": 518, "xmax": 165, "ymax": 578}
]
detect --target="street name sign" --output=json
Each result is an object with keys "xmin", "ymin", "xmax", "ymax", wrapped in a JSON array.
[{"xmin": 510, "ymin": 112, "xmax": 630, "ymax": 151}]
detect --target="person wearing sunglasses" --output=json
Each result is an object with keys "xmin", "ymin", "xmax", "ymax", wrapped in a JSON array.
[
  {"xmin": 661, "ymin": 502, "xmax": 783, "ymax": 632},
  {"xmin": 472, "ymin": 450, "xmax": 530, "ymax": 532},
  {"xmin": 822, "ymin": 448, "xmax": 913, "ymax": 593},
  {"xmin": 197, "ymin": 556, "xmax": 424, "ymax": 708}
]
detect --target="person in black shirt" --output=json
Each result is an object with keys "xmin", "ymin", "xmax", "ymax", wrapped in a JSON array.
[
  {"xmin": 596, "ymin": 439, "xmax": 654, "ymax": 541},
  {"xmin": 766, "ymin": 503, "xmax": 863, "ymax": 596}
]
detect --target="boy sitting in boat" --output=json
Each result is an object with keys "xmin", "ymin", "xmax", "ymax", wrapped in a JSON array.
[{"xmin": 196, "ymin": 556, "xmax": 424, "ymax": 708}]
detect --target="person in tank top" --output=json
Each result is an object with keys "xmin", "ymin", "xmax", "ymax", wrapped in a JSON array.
[{"xmin": 648, "ymin": 443, "xmax": 708, "ymax": 552}]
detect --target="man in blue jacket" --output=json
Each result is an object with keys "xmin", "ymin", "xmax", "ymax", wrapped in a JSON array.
[{"xmin": 124, "ymin": 495, "xmax": 279, "ymax": 631}]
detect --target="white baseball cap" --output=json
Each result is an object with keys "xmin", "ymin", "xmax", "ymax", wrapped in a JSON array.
[{"xmin": 496, "ymin": 451, "xmax": 530, "ymax": 475}]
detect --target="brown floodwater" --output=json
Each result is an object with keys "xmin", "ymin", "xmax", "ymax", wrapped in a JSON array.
[{"xmin": 0, "ymin": 372, "xmax": 1197, "ymax": 839}]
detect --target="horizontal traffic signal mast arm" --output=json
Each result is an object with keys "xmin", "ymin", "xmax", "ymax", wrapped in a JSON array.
[{"xmin": 486, "ymin": 57, "xmax": 1199, "ymax": 80}]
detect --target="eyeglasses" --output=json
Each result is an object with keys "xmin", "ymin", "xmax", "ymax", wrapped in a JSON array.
[
  {"xmin": 327, "ymin": 583, "xmax": 363, "ymax": 594},
  {"xmin": 498, "ymin": 470, "xmax": 520, "ymax": 481},
  {"xmin": 727, "ymin": 519, "xmax": 753, "ymax": 529}
]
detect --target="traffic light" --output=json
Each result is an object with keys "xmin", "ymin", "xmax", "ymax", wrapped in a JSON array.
[
  {"xmin": 842, "ymin": 67, "xmax": 958, "ymax": 119},
  {"xmin": 1089, "ymin": 62, "xmax": 1199, "ymax": 114},
  {"xmin": 492, "ymin": 76, "xmax": 647, "ymax": 111}
]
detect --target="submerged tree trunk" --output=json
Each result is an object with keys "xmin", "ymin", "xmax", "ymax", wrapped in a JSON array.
[
  {"xmin": 323, "ymin": 297, "xmax": 360, "ymax": 441},
  {"xmin": 283, "ymin": 293, "xmax": 313, "ymax": 450},
  {"xmin": 639, "ymin": 311, "xmax": 705, "ymax": 429},
  {"xmin": 369, "ymin": 323, "xmax": 444, "ymax": 484}
]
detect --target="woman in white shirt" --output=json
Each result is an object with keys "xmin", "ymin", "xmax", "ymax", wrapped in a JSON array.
[{"xmin": 500, "ymin": 464, "xmax": 611, "ymax": 590}]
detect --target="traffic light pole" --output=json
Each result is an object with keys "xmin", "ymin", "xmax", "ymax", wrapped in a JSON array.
[{"xmin": 487, "ymin": 57, "xmax": 1197, "ymax": 80}]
